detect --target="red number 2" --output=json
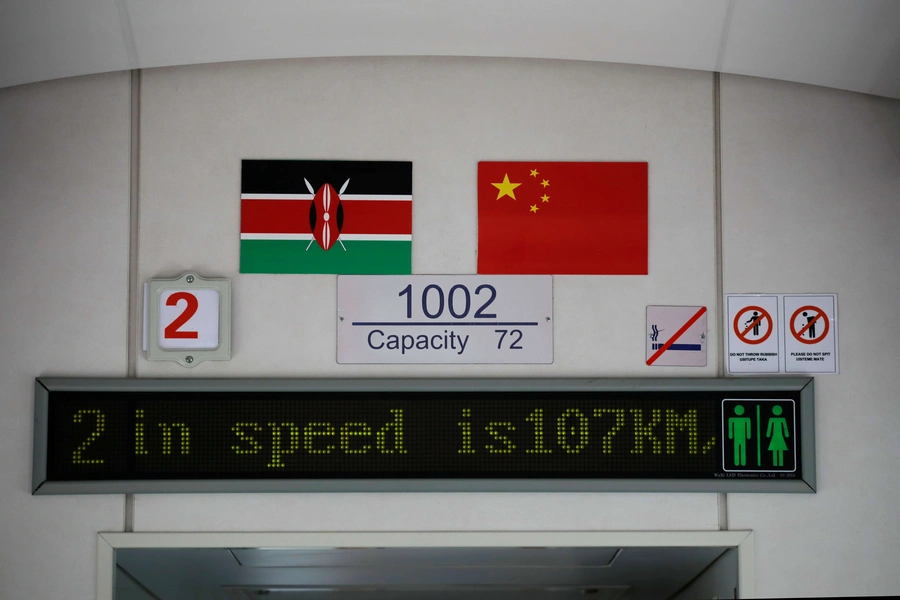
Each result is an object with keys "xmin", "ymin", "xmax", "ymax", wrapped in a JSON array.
[{"xmin": 164, "ymin": 292, "xmax": 199, "ymax": 339}]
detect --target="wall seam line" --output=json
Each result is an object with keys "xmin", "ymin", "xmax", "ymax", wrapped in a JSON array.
[
  {"xmin": 714, "ymin": 70, "xmax": 729, "ymax": 532},
  {"xmin": 715, "ymin": 0, "xmax": 736, "ymax": 73},
  {"xmin": 125, "ymin": 68, "xmax": 142, "ymax": 533},
  {"xmin": 113, "ymin": 0, "xmax": 140, "ymax": 70},
  {"xmin": 714, "ymin": 73, "xmax": 726, "ymax": 381}
]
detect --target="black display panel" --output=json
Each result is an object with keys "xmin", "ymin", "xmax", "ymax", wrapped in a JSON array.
[{"xmin": 32, "ymin": 378, "xmax": 816, "ymax": 494}]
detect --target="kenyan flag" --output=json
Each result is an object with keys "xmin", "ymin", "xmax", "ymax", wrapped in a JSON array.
[{"xmin": 240, "ymin": 160, "xmax": 412, "ymax": 274}]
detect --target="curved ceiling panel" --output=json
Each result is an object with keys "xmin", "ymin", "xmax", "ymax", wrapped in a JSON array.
[{"xmin": 2, "ymin": 0, "xmax": 899, "ymax": 98}]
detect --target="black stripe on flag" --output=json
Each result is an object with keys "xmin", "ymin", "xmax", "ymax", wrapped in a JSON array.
[{"xmin": 242, "ymin": 160, "xmax": 413, "ymax": 195}]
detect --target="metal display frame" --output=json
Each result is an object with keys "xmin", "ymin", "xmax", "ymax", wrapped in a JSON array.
[{"xmin": 33, "ymin": 377, "xmax": 815, "ymax": 494}]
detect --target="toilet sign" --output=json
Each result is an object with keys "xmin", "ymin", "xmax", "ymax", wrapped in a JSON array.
[
  {"xmin": 784, "ymin": 295, "xmax": 837, "ymax": 373},
  {"xmin": 722, "ymin": 399, "xmax": 796, "ymax": 473},
  {"xmin": 727, "ymin": 295, "xmax": 780, "ymax": 373},
  {"xmin": 726, "ymin": 293, "xmax": 838, "ymax": 374}
]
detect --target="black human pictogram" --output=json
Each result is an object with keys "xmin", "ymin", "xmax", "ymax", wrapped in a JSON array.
[
  {"xmin": 802, "ymin": 312, "xmax": 816, "ymax": 339},
  {"xmin": 744, "ymin": 311, "xmax": 762, "ymax": 336}
]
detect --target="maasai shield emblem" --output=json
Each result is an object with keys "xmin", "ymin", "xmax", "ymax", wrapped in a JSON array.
[{"xmin": 305, "ymin": 178, "xmax": 347, "ymax": 252}]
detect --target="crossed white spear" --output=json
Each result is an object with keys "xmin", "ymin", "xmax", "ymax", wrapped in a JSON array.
[{"xmin": 304, "ymin": 178, "xmax": 349, "ymax": 252}]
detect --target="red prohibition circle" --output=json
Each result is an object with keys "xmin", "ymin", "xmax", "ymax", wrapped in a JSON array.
[
  {"xmin": 733, "ymin": 306, "xmax": 773, "ymax": 345},
  {"xmin": 790, "ymin": 305, "xmax": 830, "ymax": 345}
]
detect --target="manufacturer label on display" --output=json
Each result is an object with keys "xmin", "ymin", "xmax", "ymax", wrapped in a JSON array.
[{"xmin": 337, "ymin": 275, "xmax": 552, "ymax": 364}]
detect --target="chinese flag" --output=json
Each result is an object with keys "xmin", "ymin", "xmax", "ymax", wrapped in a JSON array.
[{"xmin": 477, "ymin": 162, "xmax": 648, "ymax": 274}]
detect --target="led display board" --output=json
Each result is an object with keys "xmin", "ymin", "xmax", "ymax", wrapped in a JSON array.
[{"xmin": 32, "ymin": 377, "xmax": 815, "ymax": 494}]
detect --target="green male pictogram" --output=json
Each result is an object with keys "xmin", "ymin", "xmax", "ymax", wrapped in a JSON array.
[
  {"xmin": 728, "ymin": 405, "xmax": 752, "ymax": 466},
  {"xmin": 766, "ymin": 405, "xmax": 790, "ymax": 467}
]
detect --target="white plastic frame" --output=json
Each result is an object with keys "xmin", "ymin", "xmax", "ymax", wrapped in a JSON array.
[{"xmin": 146, "ymin": 271, "xmax": 231, "ymax": 367}]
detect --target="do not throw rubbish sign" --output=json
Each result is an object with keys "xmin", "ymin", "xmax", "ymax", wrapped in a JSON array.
[{"xmin": 727, "ymin": 296, "xmax": 779, "ymax": 373}]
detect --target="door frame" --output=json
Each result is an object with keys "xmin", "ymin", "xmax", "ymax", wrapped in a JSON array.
[{"xmin": 97, "ymin": 529, "xmax": 755, "ymax": 599}]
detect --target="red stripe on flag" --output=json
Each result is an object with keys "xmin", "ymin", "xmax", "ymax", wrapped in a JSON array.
[
  {"xmin": 241, "ymin": 200, "xmax": 411, "ymax": 235},
  {"xmin": 242, "ymin": 200, "xmax": 310, "ymax": 233},
  {"xmin": 646, "ymin": 306, "xmax": 707, "ymax": 366}
]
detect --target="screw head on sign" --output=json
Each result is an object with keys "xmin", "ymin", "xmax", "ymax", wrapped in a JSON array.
[
  {"xmin": 185, "ymin": 356, "xmax": 194, "ymax": 364},
  {"xmin": 186, "ymin": 275, "xmax": 194, "ymax": 283}
]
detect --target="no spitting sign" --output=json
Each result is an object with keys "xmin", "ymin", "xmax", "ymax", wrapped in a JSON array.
[
  {"xmin": 727, "ymin": 295, "xmax": 779, "ymax": 373},
  {"xmin": 784, "ymin": 295, "xmax": 837, "ymax": 373}
]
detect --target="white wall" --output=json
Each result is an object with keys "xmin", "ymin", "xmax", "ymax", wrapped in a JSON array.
[
  {"xmin": 0, "ymin": 72, "xmax": 131, "ymax": 599},
  {"xmin": 133, "ymin": 56, "xmax": 719, "ymax": 535},
  {"xmin": 0, "ymin": 57, "xmax": 897, "ymax": 598},
  {"xmin": 721, "ymin": 74, "xmax": 900, "ymax": 597}
]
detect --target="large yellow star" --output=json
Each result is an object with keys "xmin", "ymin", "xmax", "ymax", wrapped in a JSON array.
[
  {"xmin": 530, "ymin": 204, "xmax": 539, "ymax": 213},
  {"xmin": 492, "ymin": 173, "xmax": 521, "ymax": 200}
]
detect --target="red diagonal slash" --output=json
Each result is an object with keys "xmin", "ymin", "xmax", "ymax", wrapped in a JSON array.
[{"xmin": 646, "ymin": 306, "xmax": 707, "ymax": 366}]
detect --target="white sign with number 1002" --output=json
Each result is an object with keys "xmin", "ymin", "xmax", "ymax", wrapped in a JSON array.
[{"xmin": 337, "ymin": 275, "xmax": 553, "ymax": 364}]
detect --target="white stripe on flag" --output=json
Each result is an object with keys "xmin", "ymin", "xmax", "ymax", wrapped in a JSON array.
[
  {"xmin": 241, "ymin": 233, "xmax": 411, "ymax": 241},
  {"xmin": 339, "ymin": 194, "xmax": 411, "ymax": 201},
  {"xmin": 240, "ymin": 194, "xmax": 313, "ymax": 200},
  {"xmin": 241, "ymin": 194, "xmax": 411, "ymax": 201}
]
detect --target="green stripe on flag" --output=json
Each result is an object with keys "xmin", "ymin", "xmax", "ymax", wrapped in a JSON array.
[{"xmin": 240, "ymin": 239, "xmax": 411, "ymax": 274}]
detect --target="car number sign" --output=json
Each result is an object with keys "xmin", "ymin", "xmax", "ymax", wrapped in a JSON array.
[
  {"xmin": 144, "ymin": 272, "xmax": 231, "ymax": 367},
  {"xmin": 337, "ymin": 275, "xmax": 553, "ymax": 364}
]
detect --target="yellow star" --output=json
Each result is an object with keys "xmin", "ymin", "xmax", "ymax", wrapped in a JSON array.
[
  {"xmin": 530, "ymin": 204, "xmax": 539, "ymax": 213},
  {"xmin": 540, "ymin": 179, "xmax": 550, "ymax": 188},
  {"xmin": 529, "ymin": 169, "xmax": 539, "ymax": 178},
  {"xmin": 541, "ymin": 194, "xmax": 550, "ymax": 203},
  {"xmin": 492, "ymin": 173, "xmax": 521, "ymax": 200}
]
